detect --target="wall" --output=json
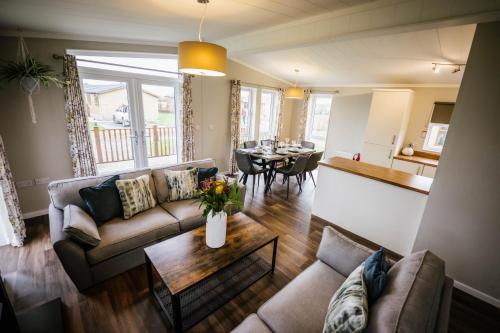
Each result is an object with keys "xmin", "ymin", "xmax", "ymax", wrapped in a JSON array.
[
  {"xmin": 0, "ymin": 36, "xmax": 291, "ymax": 215},
  {"xmin": 289, "ymin": 86, "xmax": 459, "ymax": 154},
  {"xmin": 412, "ymin": 21, "xmax": 500, "ymax": 306}
]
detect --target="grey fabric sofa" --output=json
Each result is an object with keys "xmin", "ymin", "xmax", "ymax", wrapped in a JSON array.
[
  {"xmin": 233, "ymin": 226, "xmax": 453, "ymax": 333},
  {"xmin": 48, "ymin": 158, "xmax": 246, "ymax": 291}
]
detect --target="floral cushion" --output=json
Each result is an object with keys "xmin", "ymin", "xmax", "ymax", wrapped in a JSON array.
[
  {"xmin": 322, "ymin": 263, "xmax": 368, "ymax": 333},
  {"xmin": 164, "ymin": 168, "xmax": 199, "ymax": 202},
  {"xmin": 115, "ymin": 174, "xmax": 156, "ymax": 219}
]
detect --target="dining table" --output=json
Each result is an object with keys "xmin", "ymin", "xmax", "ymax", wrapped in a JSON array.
[{"xmin": 239, "ymin": 146, "xmax": 315, "ymax": 194}]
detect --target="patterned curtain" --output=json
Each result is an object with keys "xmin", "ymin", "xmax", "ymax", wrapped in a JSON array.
[
  {"xmin": 275, "ymin": 88, "xmax": 285, "ymax": 139},
  {"xmin": 298, "ymin": 89, "xmax": 312, "ymax": 141},
  {"xmin": 181, "ymin": 74, "xmax": 195, "ymax": 162},
  {"xmin": 63, "ymin": 54, "xmax": 97, "ymax": 177},
  {"xmin": 229, "ymin": 80, "xmax": 241, "ymax": 175},
  {"xmin": 0, "ymin": 135, "xmax": 25, "ymax": 247}
]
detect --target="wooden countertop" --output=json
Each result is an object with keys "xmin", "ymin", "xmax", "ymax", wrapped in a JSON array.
[
  {"xmin": 393, "ymin": 154, "xmax": 439, "ymax": 167},
  {"xmin": 318, "ymin": 157, "xmax": 432, "ymax": 195}
]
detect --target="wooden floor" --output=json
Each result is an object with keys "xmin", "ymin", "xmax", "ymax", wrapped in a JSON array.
[{"xmin": 1, "ymin": 172, "xmax": 499, "ymax": 332}]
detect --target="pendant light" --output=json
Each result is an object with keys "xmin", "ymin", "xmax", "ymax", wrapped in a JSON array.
[
  {"xmin": 178, "ymin": 0, "xmax": 227, "ymax": 77},
  {"xmin": 285, "ymin": 69, "xmax": 304, "ymax": 99}
]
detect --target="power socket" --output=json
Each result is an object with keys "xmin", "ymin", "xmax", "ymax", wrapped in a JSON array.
[{"xmin": 16, "ymin": 179, "xmax": 34, "ymax": 188}]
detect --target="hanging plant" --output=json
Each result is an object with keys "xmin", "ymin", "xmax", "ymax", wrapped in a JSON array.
[{"xmin": 0, "ymin": 36, "xmax": 65, "ymax": 124}]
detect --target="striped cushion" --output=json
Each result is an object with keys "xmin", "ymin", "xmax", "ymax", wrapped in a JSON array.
[
  {"xmin": 323, "ymin": 263, "xmax": 368, "ymax": 333},
  {"xmin": 164, "ymin": 168, "xmax": 199, "ymax": 202},
  {"xmin": 116, "ymin": 174, "xmax": 156, "ymax": 219}
]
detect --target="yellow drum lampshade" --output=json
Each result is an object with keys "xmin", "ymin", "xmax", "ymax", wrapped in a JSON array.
[
  {"xmin": 285, "ymin": 86, "xmax": 305, "ymax": 99},
  {"xmin": 178, "ymin": 41, "xmax": 227, "ymax": 77}
]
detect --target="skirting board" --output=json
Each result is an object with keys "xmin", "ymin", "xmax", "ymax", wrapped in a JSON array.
[
  {"xmin": 23, "ymin": 209, "xmax": 48, "ymax": 220},
  {"xmin": 454, "ymin": 281, "xmax": 500, "ymax": 309}
]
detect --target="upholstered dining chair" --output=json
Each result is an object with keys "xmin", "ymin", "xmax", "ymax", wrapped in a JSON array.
[
  {"xmin": 302, "ymin": 151, "xmax": 323, "ymax": 187},
  {"xmin": 243, "ymin": 140, "xmax": 257, "ymax": 149},
  {"xmin": 260, "ymin": 139, "xmax": 275, "ymax": 147},
  {"xmin": 235, "ymin": 150, "xmax": 269, "ymax": 197},
  {"xmin": 272, "ymin": 155, "xmax": 309, "ymax": 199},
  {"xmin": 301, "ymin": 140, "xmax": 315, "ymax": 149}
]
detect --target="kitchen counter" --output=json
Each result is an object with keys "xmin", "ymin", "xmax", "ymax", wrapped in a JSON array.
[
  {"xmin": 318, "ymin": 157, "xmax": 432, "ymax": 195},
  {"xmin": 393, "ymin": 154, "xmax": 439, "ymax": 167}
]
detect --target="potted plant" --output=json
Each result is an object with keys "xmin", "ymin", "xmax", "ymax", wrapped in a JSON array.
[{"xmin": 197, "ymin": 178, "xmax": 243, "ymax": 248}]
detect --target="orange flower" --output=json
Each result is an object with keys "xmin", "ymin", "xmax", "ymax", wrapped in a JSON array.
[{"xmin": 215, "ymin": 184, "xmax": 224, "ymax": 194}]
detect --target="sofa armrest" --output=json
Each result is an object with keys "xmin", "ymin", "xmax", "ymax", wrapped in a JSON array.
[
  {"xmin": 316, "ymin": 226, "xmax": 373, "ymax": 276},
  {"xmin": 434, "ymin": 277, "xmax": 453, "ymax": 333},
  {"xmin": 49, "ymin": 204, "xmax": 93, "ymax": 291}
]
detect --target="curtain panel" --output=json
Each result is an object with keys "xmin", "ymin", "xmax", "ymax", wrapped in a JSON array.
[
  {"xmin": 0, "ymin": 135, "xmax": 25, "ymax": 247},
  {"xmin": 63, "ymin": 54, "xmax": 97, "ymax": 177},
  {"xmin": 298, "ymin": 89, "xmax": 312, "ymax": 141},
  {"xmin": 276, "ymin": 88, "xmax": 285, "ymax": 139},
  {"xmin": 229, "ymin": 80, "xmax": 241, "ymax": 175},
  {"xmin": 181, "ymin": 74, "xmax": 195, "ymax": 162}
]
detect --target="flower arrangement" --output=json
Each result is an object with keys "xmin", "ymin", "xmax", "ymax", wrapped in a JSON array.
[{"xmin": 197, "ymin": 178, "xmax": 243, "ymax": 218}]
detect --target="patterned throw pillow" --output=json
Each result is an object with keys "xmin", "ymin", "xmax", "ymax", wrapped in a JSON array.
[
  {"xmin": 115, "ymin": 174, "xmax": 156, "ymax": 219},
  {"xmin": 322, "ymin": 263, "xmax": 368, "ymax": 333},
  {"xmin": 164, "ymin": 168, "xmax": 199, "ymax": 201}
]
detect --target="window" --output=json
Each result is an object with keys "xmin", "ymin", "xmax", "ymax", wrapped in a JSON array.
[
  {"xmin": 306, "ymin": 94, "xmax": 333, "ymax": 151},
  {"xmin": 74, "ymin": 51, "xmax": 180, "ymax": 174},
  {"xmin": 259, "ymin": 89, "xmax": 280, "ymax": 141},
  {"xmin": 423, "ymin": 102, "xmax": 454, "ymax": 153},
  {"xmin": 240, "ymin": 87, "xmax": 257, "ymax": 143}
]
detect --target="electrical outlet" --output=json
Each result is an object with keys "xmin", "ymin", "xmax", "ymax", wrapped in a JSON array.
[
  {"xmin": 35, "ymin": 177, "xmax": 51, "ymax": 185},
  {"xmin": 16, "ymin": 179, "xmax": 34, "ymax": 188}
]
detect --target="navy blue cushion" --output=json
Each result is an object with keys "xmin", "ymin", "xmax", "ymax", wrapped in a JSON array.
[
  {"xmin": 363, "ymin": 248, "xmax": 389, "ymax": 304},
  {"xmin": 79, "ymin": 175, "xmax": 123, "ymax": 225},
  {"xmin": 187, "ymin": 167, "xmax": 218, "ymax": 186}
]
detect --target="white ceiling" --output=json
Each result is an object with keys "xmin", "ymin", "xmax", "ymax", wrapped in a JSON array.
[
  {"xmin": 0, "ymin": 0, "xmax": 375, "ymax": 43},
  {"xmin": 234, "ymin": 24, "xmax": 476, "ymax": 86}
]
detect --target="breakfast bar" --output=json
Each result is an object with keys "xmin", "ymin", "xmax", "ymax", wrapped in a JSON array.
[{"xmin": 312, "ymin": 157, "xmax": 432, "ymax": 255}]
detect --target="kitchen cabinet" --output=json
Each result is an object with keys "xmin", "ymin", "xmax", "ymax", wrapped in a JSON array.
[
  {"xmin": 361, "ymin": 143, "xmax": 394, "ymax": 168},
  {"xmin": 392, "ymin": 159, "xmax": 423, "ymax": 174},
  {"xmin": 361, "ymin": 89, "xmax": 414, "ymax": 167},
  {"xmin": 421, "ymin": 165, "xmax": 437, "ymax": 178}
]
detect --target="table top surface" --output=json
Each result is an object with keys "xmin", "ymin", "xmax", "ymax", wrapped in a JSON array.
[
  {"xmin": 144, "ymin": 212, "xmax": 278, "ymax": 295},
  {"xmin": 240, "ymin": 147, "xmax": 315, "ymax": 161}
]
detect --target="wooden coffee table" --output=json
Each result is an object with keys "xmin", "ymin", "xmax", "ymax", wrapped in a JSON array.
[{"xmin": 144, "ymin": 212, "xmax": 278, "ymax": 332}]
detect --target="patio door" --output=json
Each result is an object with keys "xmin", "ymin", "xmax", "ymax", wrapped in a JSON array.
[{"xmin": 80, "ymin": 70, "xmax": 179, "ymax": 174}]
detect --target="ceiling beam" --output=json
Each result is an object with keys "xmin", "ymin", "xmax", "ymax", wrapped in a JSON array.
[{"xmin": 217, "ymin": 0, "xmax": 500, "ymax": 55}]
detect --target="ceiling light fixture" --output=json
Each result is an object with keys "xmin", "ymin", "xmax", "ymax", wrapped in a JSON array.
[
  {"xmin": 178, "ymin": 0, "xmax": 227, "ymax": 77},
  {"xmin": 285, "ymin": 69, "xmax": 305, "ymax": 99},
  {"xmin": 431, "ymin": 62, "xmax": 465, "ymax": 74}
]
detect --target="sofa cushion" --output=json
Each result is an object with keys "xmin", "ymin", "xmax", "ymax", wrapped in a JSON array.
[
  {"xmin": 63, "ymin": 204, "xmax": 101, "ymax": 247},
  {"xmin": 116, "ymin": 174, "xmax": 157, "ymax": 219},
  {"xmin": 316, "ymin": 226, "xmax": 373, "ymax": 277},
  {"xmin": 323, "ymin": 262, "xmax": 368, "ymax": 333},
  {"xmin": 86, "ymin": 206, "xmax": 179, "ymax": 264},
  {"xmin": 364, "ymin": 248, "xmax": 389, "ymax": 304},
  {"xmin": 164, "ymin": 169, "xmax": 199, "ymax": 201},
  {"xmin": 79, "ymin": 175, "xmax": 123, "ymax": 225},
  {"xmin": 365, "ymin": 250, "xmax": 445, "ymax": 333},
  {"xmin": 152, "ymin": 158, "xmax": 217, "ymax": 204},
  {"xmin": 48, "ymin": 168, "xmax": 155, "ymax": 210},
  {"xmin": 160, "ymin": 199, "xmax": 205, "ymax": 232},
  {"xmin": 258, "ymin": 260, "xmax": 345, "ymax": 333},
  {"xmin": 231, "ymin": 314, "xmax": 272, "ymax": 333}
]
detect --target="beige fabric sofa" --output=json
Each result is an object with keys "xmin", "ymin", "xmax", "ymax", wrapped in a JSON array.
[
  {"xmin": 48, "ymin": 159, "xmax": 246, "ymax": 291},
  {"xmin": 233, "ymin": 226, "xmax": 453, "ymax": 333}
]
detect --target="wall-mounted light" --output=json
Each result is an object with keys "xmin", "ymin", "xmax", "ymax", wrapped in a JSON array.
[{"xmin": 432, "ymin": 63, "xmax": 465, "ymax": 74}]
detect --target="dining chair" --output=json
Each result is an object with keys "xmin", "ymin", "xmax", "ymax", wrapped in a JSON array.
[
  {"xmin": 301, "ymin": 140, "xmax": 315, "ymax": 149},
  {"xmin": 243, "ymin": 140, "xmax": 257, "ymax": 149},
  {"xmin": 302, "ymin": 151, "xmax": 323, "ymax": 187},
  {"xmin": 235, "ymin": 150, "xmax": 269, "ymax": 197},
  {"xmin": 272, "ymin": 155, "xmax": 309, "ymax": 199},
  {"xmin": 260, "ymin": 139, "xmax": 275, "ymax": 147}
]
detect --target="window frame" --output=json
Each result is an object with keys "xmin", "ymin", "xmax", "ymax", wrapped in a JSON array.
[
  {"xmin": 258, "ymin": 88, "xmax": 280, "ymax": 141},
  {"xmin": 240, "ymin": 86, "xmax": 257, "ymax": 143},
  {"xmin": 306, "ymin": 93, "xmax": 333, "ymax": 148},
  {"xmin": 423, "ymin": 122, "xmax": 449, "ymax": 153}
]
